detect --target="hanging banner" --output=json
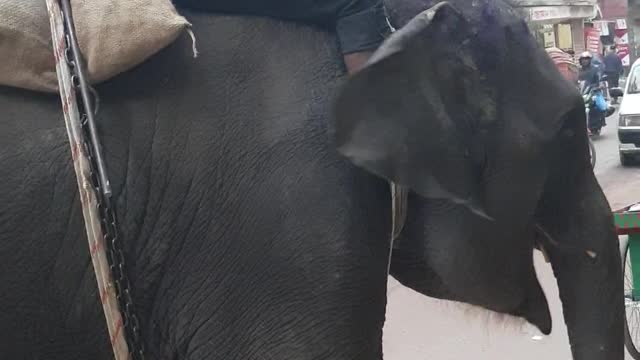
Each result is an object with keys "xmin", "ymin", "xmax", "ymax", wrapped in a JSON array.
[
  {"xmin": 615, "ymin": 28, "xmax": 631, "ymax": 66},
  {"xmin": 616, "ymin": 18, "xmax": 628, "ymax": 30},
  {"xmin": 594, "ymin": 21, "xmax": 610, "ymax": 36},
  {"xmin": 585, "ymin": 27, "xmax": 602, "ymax": 55},
  {"xmin": 619, "ymin": 48, "xmax": 631, "ymax": 66}
]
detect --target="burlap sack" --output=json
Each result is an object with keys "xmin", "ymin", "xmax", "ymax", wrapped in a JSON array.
[
  {"xmin": 0, "ymin": 1, "xmax": 58, "ymax": 92},
  {"xmin": 0, "ymin": 0, "xmax": 191, "ymax": 93}
]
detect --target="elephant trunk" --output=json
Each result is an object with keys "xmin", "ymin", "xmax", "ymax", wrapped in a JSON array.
[
  {"xmin": 539, "ymin": 172, "xmax": 624, "ymax": 360},
  {"xmin": 549, "ymin": 231, "xmax": 623, "ymax": 359}
]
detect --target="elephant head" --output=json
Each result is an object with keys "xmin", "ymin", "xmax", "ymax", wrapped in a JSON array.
[{"xmin": 332, "ymin": 2, "xmax": 623, "ymax": 359}]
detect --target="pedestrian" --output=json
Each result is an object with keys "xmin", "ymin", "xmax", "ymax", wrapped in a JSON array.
[{"xmin": 604, "ymin": 45, "xmax": 624, "ymax": 88}]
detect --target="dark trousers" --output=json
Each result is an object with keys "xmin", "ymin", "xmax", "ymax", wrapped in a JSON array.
[
  {"xmin": 605, "ymin": 72, "xmax": 620, "ymax": 88},
  {"xmin": 588, "ymin": 107, "xmax": 606, "ymax": 129}
]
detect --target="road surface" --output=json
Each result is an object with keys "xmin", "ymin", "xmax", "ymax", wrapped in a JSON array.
[{"xmin": 382, "ymin": 112, "xmax": 640, "ymax": 360}]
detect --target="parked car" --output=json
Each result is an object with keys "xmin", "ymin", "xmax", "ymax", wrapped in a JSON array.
[{"xmin": 618, "ymin": 58, "xmax": 640, "ymax": 166}]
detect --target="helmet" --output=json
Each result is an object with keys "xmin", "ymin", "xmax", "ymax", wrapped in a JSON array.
[{"xmin": 579, "ymin": 51, "xmax": 593, "ymax": 60}]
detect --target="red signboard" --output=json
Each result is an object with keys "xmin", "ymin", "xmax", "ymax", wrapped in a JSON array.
[
  {"xmin": 615, "ymin": 25, "xmax": 630, "ymax": 66},
  {"xmin": 584, "ymin": 27, "xmax": 602, "ymax": 55}
]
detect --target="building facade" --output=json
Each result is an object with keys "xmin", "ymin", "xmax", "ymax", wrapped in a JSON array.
[
  {"xmin": 513, "ymin": 0, "xmax": 598, "ymax": 55},
  {"xmin": 593, "ymin": 0, "xmax": 632, "ymax": 66}
]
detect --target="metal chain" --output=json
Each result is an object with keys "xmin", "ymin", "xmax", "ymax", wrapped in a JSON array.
[{"xmin": 58, "ymin": 1, "xmax": 145, "ymax": 358}]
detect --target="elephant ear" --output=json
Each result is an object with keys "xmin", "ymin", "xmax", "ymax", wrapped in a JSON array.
[{"xmin": 331, "ymin": 1, "xmax": 578, "ymax": 218}]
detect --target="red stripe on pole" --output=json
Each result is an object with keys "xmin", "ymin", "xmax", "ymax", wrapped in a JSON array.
[
  {"xmin": 56, "ymin": 36, "xmax": 66, "ymax": 63},
  {"xmin": 110, "ymin": 317, "xmax": 124, "ymax": 344},
  {"xmin": 100, "ymin": 286, "xmax": 108, "ymax": 304},
  {"xmin": 90, "ymin": 239, "xmax": 102, "ymax": 256}
]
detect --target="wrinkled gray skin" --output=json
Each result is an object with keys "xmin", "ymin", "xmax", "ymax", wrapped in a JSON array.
[{"xmin": 0, "ymin": 2, "xmax": 621, "ymax": 360}]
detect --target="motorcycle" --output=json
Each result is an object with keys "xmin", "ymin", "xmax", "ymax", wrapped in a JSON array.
[
  {"xmin": 599, "ymin": 74, "xmax": 620, "ymax": 117},
  {"xmin": 579, "ymin": 80, "xmax": 615, "ymax": 168},
  {"xmin": 578, "ymin": 83, "xmax": 597, "ymax": 168},
  {"xmin": 579, "ymin": 80, "xmax": 616, "ymax": 136},
  {"xmin": 588, "ymin": 134, "xmax": 596, "ymax": 169}
]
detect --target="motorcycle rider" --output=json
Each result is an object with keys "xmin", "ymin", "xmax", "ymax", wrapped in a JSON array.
[
  {"xmin": 578, "ymin": 51, "xmax": 600, "ymax": 87},
  {"xmin": 172, "ymin": 0, "xmax": 392, "ymax": 75},
  {"xmin": 578, "ymin": 51, "xmax": 606, "ymax": 132}
]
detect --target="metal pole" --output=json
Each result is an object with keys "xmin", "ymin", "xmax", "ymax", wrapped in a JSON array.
[
  {"xmin": 44, "ymin": 0, "xmax": 130, "ymax": 358},
  {"xmin": 58, "ymin": 0, "xmax": 112, "ymax": 198}
]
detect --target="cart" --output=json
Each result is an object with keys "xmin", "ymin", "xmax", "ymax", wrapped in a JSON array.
[{"xmin": 614, "ymin": 203, "xmax": 640, "ymax": 358}]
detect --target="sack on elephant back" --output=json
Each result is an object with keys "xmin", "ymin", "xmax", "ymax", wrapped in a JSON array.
[{"xmin": 0, "ymin": 0, "xmax": 193, "ymax": 93}]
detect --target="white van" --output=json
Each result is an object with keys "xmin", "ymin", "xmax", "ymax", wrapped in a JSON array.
[{"xmin": 618, "ymin": 57, "xmax": 640, "ymax": 165}]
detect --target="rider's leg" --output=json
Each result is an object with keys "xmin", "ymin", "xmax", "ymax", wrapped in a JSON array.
[
  {"xmin": 344, "ymin": 51, "xmax": 374, "ymax": 73},
  {"xmin": 336, "ymin": 0, "xmax": 391, "ymax": 74},
  {"xmin": 172, "ymin": 0, "xmax": 391, "ymax": 74}
]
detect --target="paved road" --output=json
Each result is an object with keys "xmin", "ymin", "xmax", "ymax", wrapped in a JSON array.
[
  {"xmin": 382, "ymin": 112, "xmax": 640, "ymax": 360},
  {"xmin": 593, "ymin": 118, "xmax": 640, "ymax": 211}
]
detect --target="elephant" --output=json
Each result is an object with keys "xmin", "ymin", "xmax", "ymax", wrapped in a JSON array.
[
  {"xmin": 337, "ymin": 2, "xmax": 623, "ymax": 359},
  {"xmin": 0, "ymin": 0, "xmax": 622, "ymax": 359}
]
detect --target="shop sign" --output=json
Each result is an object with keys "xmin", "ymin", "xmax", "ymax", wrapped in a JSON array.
[
  {"xmin": 529, "ymin": 5, "xmax": 595, "ymax": 22},
  {"xmin": 530, "ymin": 6, "xmax": 569, "ymax": 21}
]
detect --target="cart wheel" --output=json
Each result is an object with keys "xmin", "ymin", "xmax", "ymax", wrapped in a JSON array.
[
  {"xmin": 624, "ymin": 241, "xmax": 640, "ymax": 359},
  {"xmin": 588, "ymin": 139, "xmax": 596, "ymax": 168}
]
